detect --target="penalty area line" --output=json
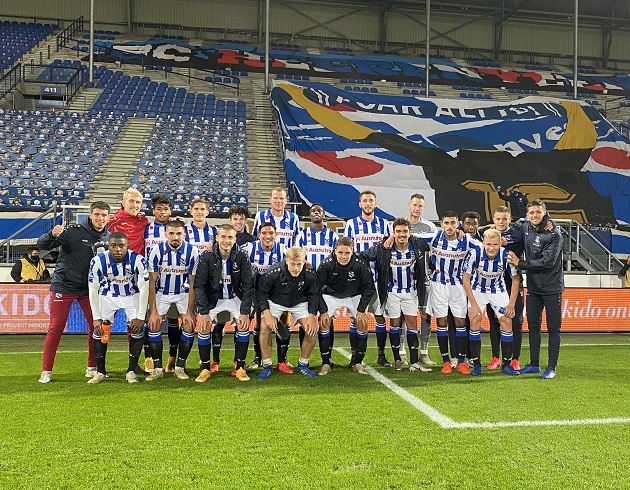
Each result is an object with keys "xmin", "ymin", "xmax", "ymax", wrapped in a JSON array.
[{"xmin": 333, "ymin": 347, "xmax": 630, "ymax": 430}]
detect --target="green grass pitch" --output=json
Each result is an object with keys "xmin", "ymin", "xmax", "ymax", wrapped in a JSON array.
[{"xmin": 1, "ymin": 333, "xmax": 629, "ymax": 489}]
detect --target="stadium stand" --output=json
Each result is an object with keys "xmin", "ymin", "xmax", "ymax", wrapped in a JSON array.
[
  {"xmin": 0, "ymin": 21, "xmax": 56, "ymax": 72},
  {"xmin": 0, "ymin": 110, "xmax": 124, "ymax": 209}
]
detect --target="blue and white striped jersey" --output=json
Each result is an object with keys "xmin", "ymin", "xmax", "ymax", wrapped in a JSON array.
[
  {"xmin": 241, "ymin": 240, "xmax": 287, "ymax": 288},
  {"xmin": 185, "ymin": 221, "xmax": 217, "ymax": 251},
  {"xmin": 344, "ymin": 216, "xmax": 391, "ymax": 252},
  {"xmin": 148, "ymin": 241, "xmax": 199, "ymax": 294},
  {"xmin": 388, "ymin": 244, "xmax": 416, "ymax": 293},
  {"xmin": 463, "ymin": 247, "xmax": 516, "ymax": 294},
  {"xmin": 252, "ymin": 209, "xmax": 299, "ymax": 246},
  {"xmin": 297, "ymin": 226, "xmax": 338, "ymax": 270},
  {"xmin": 88, "ymin": 250, "xmax": 149, "ymax": 297},
  {"xmin": 144, "ymin": 221, "xmax": 168, "ymax": 258},
  {"xmin": 420, "ymin": 230, "xmax": 478, "ymax": 286},
  {"xmin": 218, "ymin": 257, "xmax": 234, "ymax": 299}
]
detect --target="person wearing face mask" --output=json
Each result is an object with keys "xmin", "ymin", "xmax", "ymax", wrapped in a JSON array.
[
  {"xmin": 497, "ymin": 185, "xmax": 529, "ymax": 220},
  {"xmin": 11, "ymin": 246, "xmax": 50, "ymax": 283}
]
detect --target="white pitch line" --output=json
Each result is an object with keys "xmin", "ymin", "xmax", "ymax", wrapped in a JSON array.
[
  {"xmin": 333, "ymin": 347, "xmax": 630, "ymax": 429},
  {"xmin": 334, "ymin": 347, "xmax": 457, "ymax": 428}
]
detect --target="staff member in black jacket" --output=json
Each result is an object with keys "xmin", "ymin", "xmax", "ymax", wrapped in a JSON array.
[
  {"xmin": 317, "ymin": 237, "xmax": 375, "ymax": 375},
  {"xmin": 361, "ymin": 218, "xmax": 431, "ymax": 372},
  {"xmin": 194, "ymin": 224, "xmax": 254, "ymax": 382},
  {"xmin": 256, "ymin": 247, "xmax": 320, "ymax": 379},
  {"xmin": 507, "ymin": 200, "xmax": 564, "ymax": 379},
  {"xmin": 37, "ymin": 201, "xmax": 111, "ymax": 384}
]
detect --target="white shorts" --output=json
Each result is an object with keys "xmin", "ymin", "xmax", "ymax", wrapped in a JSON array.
[
  {"xmin": 427, "ymin": 282, "xmax": 467, "ymax": 319},
  {"xmin": 99, "ymin": 294, "xmax": 142, "ymax": 323},
  {"xmin": 322, "ymin": 294, "xmax": 361, "ymax": 318},
  {"xmin": 368, "ymin": 287, "xmax": 384, "ymax": 316},
  {"xmin": 268, "ymin": 300, "xmax": 310, "ymax": 325},
  {"xmin": 156, "ymin": 291, "xmax": 189, "ymax": 316},
  {"xmin": 384, "ymin": 291, "xmax": 418, "ymax": 318},
  {"xmin": 209, "ymin": 297, "xmax": 244, "ymax": 324},
  {"xmin": 470, "ymin": 290, "xmax": 509, "ymax": 319}
]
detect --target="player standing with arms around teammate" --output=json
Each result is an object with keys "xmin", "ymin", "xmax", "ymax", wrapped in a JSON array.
[
  {"xmin": 87, "ymin": 232, "xmax": 150, "ymax": 383},
  {"xmin": 507, "ymin": 200, "xmax": 564, "ymax": 379},
  {"xmin": 344, "ymin": 190, "xmax": 392, "ymax": 367},
  {"xmin": 38, "ymin": 201, "xmax": 111, "ymax": 384},
  {"xmin": 146, "ymin": 219, "xmax": 199, "ymax": 381},
  {"xmin": 362, "ymin": 218, "xmax": 430, "ymax": 372}
]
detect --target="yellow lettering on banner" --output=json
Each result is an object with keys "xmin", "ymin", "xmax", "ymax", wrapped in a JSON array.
[{"xmin": 462, "ymin": 180, "xmax": 587, "ymax": 223}]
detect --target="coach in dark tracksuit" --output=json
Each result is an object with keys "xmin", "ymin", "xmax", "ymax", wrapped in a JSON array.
[
  {"xmin": 194, "ymin": 236, "xmax": 254, "ymax": 373},
  {"xmin": 507, "ymin": 200, "xmax": 564, "ymax": 379}
]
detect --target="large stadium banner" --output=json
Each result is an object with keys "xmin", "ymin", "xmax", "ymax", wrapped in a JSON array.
[
  {"xmin": 93, "ymin": 40, "xmax": 630, "ymax": 94},
  {"xmin": 271, "ymin": 81, "xmax": 630, "ymax": 225},
  {"xmin": 1, "ymin": 283, "xmax": 629, "ymax": 333}
]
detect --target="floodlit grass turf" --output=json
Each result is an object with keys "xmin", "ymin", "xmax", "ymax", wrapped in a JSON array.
[{"xmin": 1, "ymin": 333, "xmax": 629, "ymax": 489}]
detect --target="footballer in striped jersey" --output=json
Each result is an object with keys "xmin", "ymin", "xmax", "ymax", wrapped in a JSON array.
[
  {"xmin": 297, "ymin": 204, "xmax": 339, "ymax": 271},
  {"xmin": 419, "ymin": 211, "xmax": 478, "ymax": 374},
  {"xmin": 252, "ymin": 187, "xmax": 299, "ymax": 247},
  {"xmin": 146, "ymin": 219, "xmax": 199, "ymax": 381},
  {"xmin": 241, "ymin": 222, "xmax": 290, "ymax": 372},
  {"xmin": 185, "ymin": 198, "xmax": 217, "ymax": 252},
  {"xmin": 462, "ymin": 228, "xmax": 520, "ymax": 376},
  {"xmin": 344, "ymin": 190, "xmax": 392, "ymax": 367},
  {"xmin": 87, "ymin": 232, "xmax": 150, "ymax": 383}
]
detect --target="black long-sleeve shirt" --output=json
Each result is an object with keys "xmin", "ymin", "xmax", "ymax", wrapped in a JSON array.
[
  {"xmin": 317, "ymin": 252, "xmax": 375, "ymax": 313},
  {"xmin": 256, "ymin": 260, "xmax": 320, "ymax": 315}
]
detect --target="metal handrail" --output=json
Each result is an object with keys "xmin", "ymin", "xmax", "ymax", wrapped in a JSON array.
[
  {"xmin": 0, "ymin": 207, "xmax": 60, "ymax": 263},
  {"xmin": 56, "ymin": 16, "xmax": 84, "ymax": 51},
  {"xmin": 0, "ymin": 63, "xmax": 22, "ymax": 102}
]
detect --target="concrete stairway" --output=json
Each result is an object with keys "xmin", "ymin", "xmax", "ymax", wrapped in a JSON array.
[
  {"xmin": 83, "ymin": 118, "xmax": 156, "ymax": 209},
  {"xmin": 246, "ymin": 78, "xmax": 285, "ymax": 211}
]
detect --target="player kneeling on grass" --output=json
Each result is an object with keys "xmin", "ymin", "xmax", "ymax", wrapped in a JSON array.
[
  {"xmin": 146, "ymin": 219, "xmax": 199, "ymax": 381},
  {"xmin": 316, "ymin": 237, "xmax": 375, "ymax": 375},
  {"xmin": 462, "ymin": 229, "xmax": 520, "ymax": 376},
  {"xmin": 256, "ymin": 247, "xmax": 321, "ymax": 379},
  {"xmin": 87, "ymin": 232, "xmax": 150, "ymax": 384},
  {"xmin": 194, "ymin": 224, "xmax": 255, "ymax": 382}
]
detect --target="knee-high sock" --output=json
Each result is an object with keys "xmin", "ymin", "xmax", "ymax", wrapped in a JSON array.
[
  {"xmin": 252, "ymin": 326, "xmax": 261, "ymax": 359},
  {"xmin": 318, "ymin": 329, "xmax": 331, "ymax": 365},
  {"xmin": 354, "ymin": 331, "xmax": 368, "ymax": 364},
  {"xmin": 167, "ymin": 320, "xmax": 181, "ymax": 358},
  {"xmin": 488, "ymin": 314, "xmax": 501, "ymax": 359},
  {"xmin": 501, "ymin": 330, "xmax": 514, "ymax": 367},
  {"xmin": 212, "ymin": 324, "xmax": 224, "ymax": 363},
  {"xmin": 276, "ymin": 327, "xmax": 291, "ymax": 363},
  {"xmin": 455, "ymin": 326, "xmax": 468, "ymax": 361},
  {"xmin": 143, "ymin": 328, "xmax": 151, "ymax": 358},
  {"xmin": 469, "ymin": 329, "xmax": 481, "ymax": 366},
  {"xmin": 375, "ymin": 321, "xmax": 387, "ymax": 356},
  {"xmin": 147, "ymin": 331, "xmax": 163, "ymax": 369},
  {"xmin": 436, "ymin": 325, "xmax": 450, "ymax": 363},
  {"xmin": 349, "ymin": 322, "xmax": 358, "ymax": 358},
  {"xmin": 175, "ymin": 331, "xmax": 195, "ymax": 368},
  {"xmin": 329, "ymin": 323, "xmax": 335, "ymax": 349},
  {"xmin": 389, "ymin": 327, "xmax": 401, "ymax": 362},
  {"xmin": 420, "ymin": 315, "xmax": 431, "ymax": 354},
  {"xmin": 128, "ymin": 333, "xmax": 144, "ymax": 372},
  {"xmin": 234, "ymin": 330, "xmax": 249, "ymax": 369},
  {"xmin": 92, "ymin": 335, "xmax": 107, "ymax": 374},
  {"xmin": 198, "ymin": 332, "xmax": 211, "ymax": 371},
  {"xmin": 406, "ymin": 328, "xmax": 419, "ymax": 365}
]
